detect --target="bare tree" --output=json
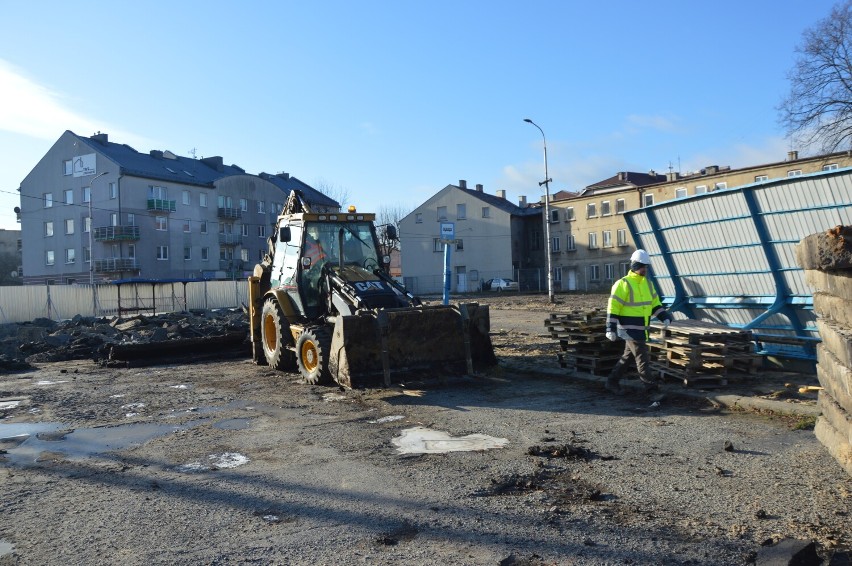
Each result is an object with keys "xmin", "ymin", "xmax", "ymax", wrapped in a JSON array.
[
  {"xmin": 312, "ymin": 178, "xmax": 351, "ymax": 210},
  {"xmin": 377, "ymin": 203, "xmax": 411, "ymax": 257},
  {"xmin": 780, "ymin": 1, "xmax": 852, "ymax": 152}
]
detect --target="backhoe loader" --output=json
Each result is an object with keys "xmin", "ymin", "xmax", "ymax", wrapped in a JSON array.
[{"xmin": 248, "ymin": 191, "xmax": 496, "ymax": 388}]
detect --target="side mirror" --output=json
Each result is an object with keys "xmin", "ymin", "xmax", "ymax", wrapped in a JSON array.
[
  {"xmin": 385, "ymin": 225, "xmax": 398, "ymax": 241},
  {"xmin": 279, "ymin": 226, "xmax": 291, "ymax": 242}
]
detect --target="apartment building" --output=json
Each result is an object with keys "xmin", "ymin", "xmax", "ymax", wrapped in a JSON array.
[
  {"xmin": 548, "ymin": 150, "xmax": 852, "ymax": 292},
  {"xmin": 18, "ymin": 131, "xmax": 338, "ymax": 285}
]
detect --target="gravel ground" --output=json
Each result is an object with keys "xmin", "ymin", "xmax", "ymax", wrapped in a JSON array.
[{"xmin": 0, "ymin": 293, "xmax": 849, "ymax": 565}]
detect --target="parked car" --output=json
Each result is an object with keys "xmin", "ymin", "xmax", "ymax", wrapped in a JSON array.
[{"xmin": 483, "ymin": 278, "xmax": 519, "ymax": 292}]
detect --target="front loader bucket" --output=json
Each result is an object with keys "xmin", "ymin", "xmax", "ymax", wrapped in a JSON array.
[{"xmin": 328, "ymin": 303, "xmax": 496, "ymax": 388}]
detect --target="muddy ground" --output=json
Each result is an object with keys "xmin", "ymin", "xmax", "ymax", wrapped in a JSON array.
[{"xmin": 1, "ymin": 293, "xmax": 850, "ymax": 565}]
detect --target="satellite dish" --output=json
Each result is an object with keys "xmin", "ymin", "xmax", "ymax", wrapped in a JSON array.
[
  {"xmin": 11, "ymin": 271, "xmax": 18, "ymax": 278},
  {"xmin": 14, "ymin": 206, "xmax": 21, "ymax": 213}
]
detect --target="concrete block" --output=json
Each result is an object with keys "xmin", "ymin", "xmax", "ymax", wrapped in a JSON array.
[
  {"xmin": 817, "ymin": 318, "xmax": 852, "ymax": 369},
  {"xmin": 815, "ymin": 417, "xmax": 852, "ymax": 477},
  {"xmin": 804, "ymin": 269, "xmax": 852, "ymax": 301},
  {"xmin": 796, "ymin": 226, "xmax": 852, "ymax": 271},
  {"xmin": 813, "ymin": 292, "xmax": 852, "ymax": 327},
  {"xmin": 818, "ymin": 393, "xmax": 852, "ymax": 446},
  {"xmin": 817, "ymin": 345, "xmax": 852, "ymax": 414}
]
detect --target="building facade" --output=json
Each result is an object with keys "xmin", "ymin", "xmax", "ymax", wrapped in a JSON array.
[
  {"xmin": 18, "ymin": 131, "xmax": 338, "ymax": 285},
  {"xmin": 548, "ymin": 151, "xmax": 852, "ymax": 292}
]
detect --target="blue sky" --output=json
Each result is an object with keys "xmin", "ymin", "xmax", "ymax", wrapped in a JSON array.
[{"xmin": 0, "ymin": 1, "xmax": 840, "ymax": 231}]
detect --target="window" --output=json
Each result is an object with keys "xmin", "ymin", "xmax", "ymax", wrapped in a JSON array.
[
  {"xmin": 182, "ymin": 191, "xmax": 190, "ymax": 205},
  {"xmin": 566, "ymin": 234, "xmax": 576, "ymax": 251},
  {"xmin": 200, "ymin": 220, "xmax": 208, "ymax": 234},
  {"xmin": 554, "ymin": 267, "xmax": 562, "ymax": 282},
  {"xmin": 605, "ymin": 263, "xmax": 615, "ymax": 281},
  {"xmin": 551, "ymin": 236, "xmax": 560, "ymax": 252},
  {"xmin": 184, "ymin": 246, "xmax": 192, "ymax": 261},
  {"xmin": 437, "ymin": 206, "xmax": 447, "ymax": 221},
  {"xmin": 258, "ymin": 249, "xmax": 264, "ymax": 261},
  {"xmin": 755, "ymin": 175, "xmax": 769, "ymax": 182},
  {"xmin": 149, "ymin": 185, "xmax": 168, "ymax": 199},
  {"xmin": 589, "ymin": 232, "xmax": 598, "ymax": 249},
  {"xmin": 84, "ymin": 246, "xmax": 91, "ymax": 263},
  {"xmin": 109, "ymin": 182, "xmax": 117, "ymax": 199},
  {"xmin": 694, "ymin": 186, "xmax": 707, "ymax": 195},
  {"xmin": 241, "ymin": 224, "xmax": 249, "ymax": 237},
  {"xmin": 63, "ymin": 160, "xmax": 72, "ymax": 175},
  {"xmin": 675, "ymin": 187, "xmax": 687, "ymax": 198},
  {"xmin": 257, "ymin": 200, "xmax": 265, "ymax": 214},
  {"xmin": 456, "ymin": 239, "xmax": 464, "ymax": 251},
  {"xmin": 550, "ymin": 208, "xmax": 559, "ymax": 222},
  {"xmin": 218, "ymin": 195, "xmax": 233, "ymax": 208},
  {"xmin": 200, "ymin": 192, "xmax": 208, "ymax": 207},
  {"xmin": 45, "ymin": 222, "xmax": 54, "ymax": 237},
  {"xmin": 823, "ymin": 163, "xmax": 839, "ymax": 171},
  {"xmin": 530, "ymin": 230, "xmax": 542, "ymax": 251},
  {"xmin": 620, "ymin": 261, "xmax": 630, "ymax": 276},
  {"xmin": 642, "ymin": 193, "xmax": 654, "ymax": 207},
  {"xmin": 481, "ymin": 207, "xmax": 490, "ymax": 218},
  {"xmin": 156, "ymin": 246, "xmax": 169, "ymax": 260},
  {"xmin": 788, "ymin": 169, "xmax": 802, "ymax": 177},
  {"xmin": 586, "ymin": 203, "xmax": 597, "ymax": 218},
  {"xmin": 456, "ymin": 203, "xmax": 466, "ymax": 219},
  {"xmin": 602, "ymin": 230, "xmax": 612, "ymax": 248},
  {"xmin": 415, "ymin": 213, "xmax": 423, "ymax": 223},
  {"xmin": 220, "ymin": 222, "xmax": 232, "ymax": 234},
  {"xmin": 65, "ymin": 248, "xmax": 76, "ymax": 264},
  {"xmin": 565, "ymin": 207, "xmax": 575, "ymax": 221},
  {"xmin": 65, "ymin": 219, "xmax": 74, "ymax": 235},
  {"xmin": 183, "ymin": 219, "xmax": 191, "ymax": 233},
  {"xmin": 615, "ymin": 199, "xmax": 625, "ymax": 214},
  {"xmin": 46, "ymin": 250, "xmax": 55, "ymax": 265},
  {"xmin": 44, "ymin": 193, "xmax": 53, "ymax": 208},
  {"xmin": 601, "ymin": 201, "xmax": 611, "ymax": 216},
  {"xmin": 128, "ymin": 244, "xmax": 135, "ymax": 259},
  {"xmin": 617, "ymin": 229, "xmax": 627, "ymax": 247},
  {"xmin": 257, "ymin": 226, "xmax": 266, "ymax": 238},
  {"xmin": 155, "ymin": 216, "xmax": 167, "ymax": 231},
  {"xmin": 201, "ymin": 247, "xmax": 209, "ymax": 261},
  {"xmin": 433, "ymin": 238, "xmax": 443, "ymax": 252},
  {"xmin": 83, "ymin": 187, "xmax": 91, "ymax": 203},
  {"xmin": 127, "ymin": 213, "xmax": 135, "ymax": 225},
  {"xmin": 714, "ymin": 182, "xmax": 727, "ymax": 191},
  {"xmin": 110, "ymin": 213, "xmax": 118, "ymax": 227},
  {"xmin": 84, "ymin": 217, "xmax": 91, "ymax": 233},
  {"xmin": 241, "ymin": 248, "xmax": 249, "ymax": 262},
  {"xmin": 588, "ymin": 264, "xmax": 600, "ymax": 281},
  {"xmin": 239, "ymin": 198, "xmax": 248, "ymax": 212}
]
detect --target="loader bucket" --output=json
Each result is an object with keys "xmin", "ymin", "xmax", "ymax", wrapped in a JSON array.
[{"xmin": 328, "ymin": 303, "xmax": 496, "ymax": 388}]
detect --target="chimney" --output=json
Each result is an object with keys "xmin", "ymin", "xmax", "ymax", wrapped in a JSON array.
[
  {"xmin": 90, "ymin": 132, "xmax": 108, "ymax": 144},
  {"xmin": 459, "ymin": 179, "xmax": 467, "ymax": 189},
  {"xmin": 277, "ymin": 172, "xmax": 290, "ymax": 180},
  {"xmin": 201, "ymin": 156, "xmax": 225, "ymax": 172},
  {"xmin": 788, "ymin": 150, "xmax": 799, "ymax": 161},
  {"xmin": 519, "ymin": 195, "xmax": 527, "ymax": 208},
  {"xmin": 666, "ymin": 172, "xmax": 680, "ymax": 182},
  {"xmin": 618, "ymin": 172, "xmax": 627, "ymax": 181},
  {"xmin": 496, "ymin": 189, "xmax": 506, "ymax": 199},
  {"xmin": 149, "ymin": 150, "xmax": 164, "ymax": 159},
  {"xmin": 475, "ymin": 183, "xmax": 483, "ymax": 192},
  {"xmin": 705, "ymin": 165, "xmax": 719, "ymax": 174}
]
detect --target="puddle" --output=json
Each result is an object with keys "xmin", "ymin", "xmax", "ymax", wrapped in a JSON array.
[
  {"xmin": 0, "ymin": 400, "xmax": 23, "ymax": 410},
  {"xmin": 392, "ymin": 427, "xmax": 509, "ymax": 454},
  {"xmin": 0, "ymin": 421, "xmax": 202, "ymax": 466},
  {"xmin": 35, "ymin": 380, "xmax": 68, "ymax": 386},
  {"xmin": 369, "ymin": 415, "xmax": 405, "ymax": 424},
  {"xmin": 176, "ymin": 452, "xmax": 249, "ymax": 473},
  {"xmin": 0, "ymin": 540, "xmax": 13, "ymax": 558},
  {"xmin": 213, "ymin": 418, "xmax": 253, "ymax": 430}
]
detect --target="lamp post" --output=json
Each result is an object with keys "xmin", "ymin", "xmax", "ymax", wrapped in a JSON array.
[
  {"xmin": 88, "ymin": 171, "xmax": 109, "ymax": 285},
  {"xmin": 524, "ymin": 118, "xmax": 554, "ymax": 303}
]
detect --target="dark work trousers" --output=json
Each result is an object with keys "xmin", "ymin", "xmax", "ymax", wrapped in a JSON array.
[{"xmin": 608, "ymin": 339, "xmax": 656, "ymax": 389}]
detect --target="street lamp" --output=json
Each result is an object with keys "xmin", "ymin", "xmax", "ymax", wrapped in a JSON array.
[
  {"xmin": 88, "ymin": 171, "xmax": 109, "ymax": 285},
  {"xmin": 524, "ymin": 118, "xmax": 554, "ymax": 303}
]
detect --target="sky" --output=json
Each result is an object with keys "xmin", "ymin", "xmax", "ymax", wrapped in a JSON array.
[{"xmin": 0, "ymin": 0, "xmax": 841, "ymax": 231}]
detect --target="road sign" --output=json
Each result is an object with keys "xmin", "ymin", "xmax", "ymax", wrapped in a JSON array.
[{"xmin": 440, "ymin": 222, "xmax": 455, "ymax": 240}]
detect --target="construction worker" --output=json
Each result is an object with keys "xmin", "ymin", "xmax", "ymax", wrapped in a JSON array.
[{"xmin": 605, "ymin": 249, "xmax": 673, "ymax": 401}]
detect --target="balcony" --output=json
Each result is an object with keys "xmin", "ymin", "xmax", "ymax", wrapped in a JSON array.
[
  {"xmin": 93, "ymin": 225, "xmax": 140, "ymax": 241},
  {"xmin": 218, "ymin": 233, "xmax": 243, "ymax": 246},
  {"xmin": 147, "ymin": 198, "xmax": 176, "ymax": 212},
  {"xmin": 219, "ymin": 259, "xmax": 244, "ymax": 271},
  {"xmin": 218, "ymin": 207, "xmax": 242, "ymax": 219},
  {"xmin": 94, "ymin": 258, "xmax": 140, "ymax": 273}
]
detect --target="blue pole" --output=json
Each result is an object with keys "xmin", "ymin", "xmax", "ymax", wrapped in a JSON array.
[{"xmin": 443, "ymin": 242, "xmax": 452, "ymax": 305}]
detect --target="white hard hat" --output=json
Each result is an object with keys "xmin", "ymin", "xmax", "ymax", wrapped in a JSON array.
[{"xmin": 630, "ymin": 249, "xmax": 651, "ymax": 264}]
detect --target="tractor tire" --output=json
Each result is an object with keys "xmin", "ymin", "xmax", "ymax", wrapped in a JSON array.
[
  {"xmin": 261, "ymin": 298, "xmax": 296, "ymax": 371},
  {"xmin": 296, "ymin": 327, "xmax": 332, "ymax": 385}
]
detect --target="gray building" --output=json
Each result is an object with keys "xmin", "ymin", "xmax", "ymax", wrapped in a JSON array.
[
  {"xmin": 399, "ymin": 180, "xmax": 543, "ymax": 294},
  {"xmin": 18, "ymin": 131, "xmax": 338, "ymax": 284}
]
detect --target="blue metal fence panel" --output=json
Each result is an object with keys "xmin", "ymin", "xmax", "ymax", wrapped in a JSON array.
[{"xmin": 625, "ymin": 167, "xmax": 852, "ymax": 361}]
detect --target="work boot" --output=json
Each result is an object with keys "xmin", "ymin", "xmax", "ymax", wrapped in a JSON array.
[
  {"xmin": 644, "ymin": 382, "xmax": 666, "ymax": 403},
  {"xmin": 605, "ymin": 376, "xmax": 623, "ymax": 396}
]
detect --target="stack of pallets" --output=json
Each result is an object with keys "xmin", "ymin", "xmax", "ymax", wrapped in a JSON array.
[
  {"xmin": 544, "ymin": 309, "xmax": 625, "ymax": 376},
  {"xmin": 648, "ymin": 320, "xmax": 761, "ymax": 387}
]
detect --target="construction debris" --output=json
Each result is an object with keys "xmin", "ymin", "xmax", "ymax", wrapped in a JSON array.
[{"xmin": 544, "ymin": 309, "xmax": 624, "ymax": 376}]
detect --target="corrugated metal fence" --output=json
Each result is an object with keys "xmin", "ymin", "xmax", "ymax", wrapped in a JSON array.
[{"xmin": 0, "ymin": 280, "xmax": 248, "ymax": 324}]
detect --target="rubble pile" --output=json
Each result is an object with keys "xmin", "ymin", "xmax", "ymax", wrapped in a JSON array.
[
  {"xmin": 797, "ymin": 225, "xmax": 852, "ymax": 477},
  {"xmin": 0, "ymin": 308, "xmax": 249, "ymax": 372},
  {"xmin": 544, "ymin": 309, "xmax": 624, "ymax": 376}
]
